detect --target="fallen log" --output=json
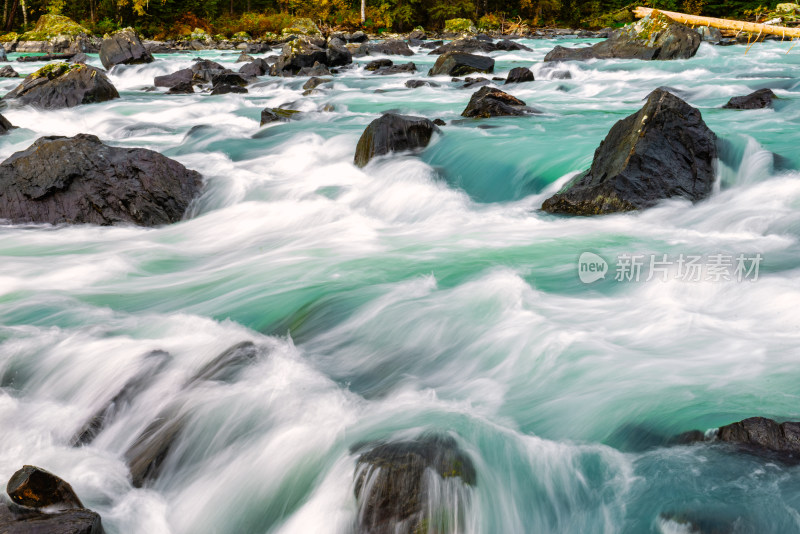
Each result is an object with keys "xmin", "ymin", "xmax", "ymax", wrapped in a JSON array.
[
  {"xmin": 634, "ymin": 6, "xmax": 800, "ymax": 39},
  {"xmin": 16, "ymin": 53, "xmax": 76, "ymax": 62}
]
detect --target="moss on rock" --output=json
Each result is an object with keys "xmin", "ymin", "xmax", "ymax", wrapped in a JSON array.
[
  {"xmin": 281, "ymin": 18, "xmax": 321, "ymax": 36},
  {"xmin": 444, "ymin": 18, "xmax": 476, "ymax": 33},
  {"xmin": 20, "ymin": 14, "xmax": 87, "ymax": 41}
]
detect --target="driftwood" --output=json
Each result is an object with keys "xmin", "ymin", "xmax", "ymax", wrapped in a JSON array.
[{"xmin": 634, "ymin": 6, "xmax": 800, "ymax": 39}]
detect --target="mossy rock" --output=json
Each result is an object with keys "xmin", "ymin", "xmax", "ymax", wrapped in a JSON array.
[
  {"xmin": 20, "ymin": 14, "xmax": 87, "ymax": 41},
  {"xmin": 232, "ymin": 31, "xmax": 251, "ymax": 41},
  {"xmin": 444, "ymin": 18, "xmax": 476, "ymax": 33},
  {"xmin": 190, "ymin": 27, "xmax": 211, "ymax": 40},
  {"xmin": 621, "ymin": 11, "xmax": 673, "ymax": 45},
  {"xmin": 776, "ymin": 3, "xmax": 800, "ymax": 14},
  {"xmin": 0, "ymin": 31, "xmax": 19, "ymax": 42},
  {"xmin": 31, "ymin": 61, "xmax": 84, "ymax": 79},
  {"xmin": 281, "ymin": 18, "xmax": 321, "ymax": 36},
  {"xmin": 262, "ymin": 31, "xmax": 278, "ymax": 41}
]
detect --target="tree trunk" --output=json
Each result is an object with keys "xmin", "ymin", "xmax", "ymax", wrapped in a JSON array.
[
  {"xmin": 19, "ymin": 0, "xmax": 25, "ymax": 28},
  {"xmin": 635, "ymin": 7, "xmax": 800, "ymax": 39},
  {"xmin": 360, "ymin": 0, "xmax": 365, "ymax": 24},
  {"xmin": 2, "ymin": 0, "xmax": 7, "ymax": 29},
  {"xmin": 4, "ymin": 0, "xmax": 16, "ymax": 31}
]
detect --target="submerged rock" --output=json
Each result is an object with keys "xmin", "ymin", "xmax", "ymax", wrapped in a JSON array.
[
  {"xmin": 405, "ymin": 79, "xmax": 440, "ymax": 88},
  {"xmin": 354, "ymin": 113, "xmax": 440, "ymax": 167},
  {"xmin": 354, "ymin": 434, "xmax": 475, "ymax": 534},
  {"xmin": 260, "ymin": 107, "xmax": 301, "ymax": 125},
  {"xmin": 365, "ymin": 58, "xmax": 393, "ymax": 71},
  {"xmin": 0, "ymin": 504, "xmax": 104, "ymax": 534},
  {"xmin": 166, "ymin": 81, "xmax": 194, "ymax": 94},
  {"xmin": 7, "ymin": 466, "xmax": 84, "ymax": 509},
  {"xmin": 303, "ymin": 76, "xmax": 331, "ymax": 90},
  {"xmin": 0, "ymin": 134, "xmax": 202, "ymax": 226},
  {"xmin": 723, "ymin": 88, "xmax": 776, "ymax": 109},
  {"xmin": 541, "ymin": 88, "xmax": 717, "ymax": 215},
  {"xmin": 428, "ymin": 51, "xmax": 494, "ymax": 77},
  {"xmin": 186, "ymin": 341, "xmax": 259, "ymax": 384},
  {"xmin": 211, "ymin": 84, "xmax": 248, "ymax": 95},
  {"xmin": 372, "ymin": 62, "xmax": 416, "ymax": 75},
  {"xmin": 461, "ymin": 87, "xmax": 535, "ymax": 118},
  {"xmin": 716, "ymin": 417, "xmax": 800, "ymax": 461},
  {"xmin": 99, "ymin": 28, "xmax": 154, "ymax": 70},
  {"xmin": 3, "ymin": 62, "xmax": 119, "ymax": 109},
  {"xmin": 0, "ymin": 114, "xmax": 16, "ymax": 135},
  {"xmin": 544, "ymin": 13, "xmax": 700, "ymax": 62},
  {"xmin": 505, "ymin": 67, "xmax": 534, "ymax": 84}
]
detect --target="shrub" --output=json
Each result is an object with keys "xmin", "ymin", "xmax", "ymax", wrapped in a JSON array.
[
  {"xmin": 477, "ymin": 13, "xmax": 502, "ymax": 30},
  {"xmin": 444, "ymin": 18, "xmax": 476, "ymax": 33}
]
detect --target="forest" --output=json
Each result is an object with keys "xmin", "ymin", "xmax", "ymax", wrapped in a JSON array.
[{"xmin": 0, "ymin": 0, "xmax": 787, "ymax": 40}]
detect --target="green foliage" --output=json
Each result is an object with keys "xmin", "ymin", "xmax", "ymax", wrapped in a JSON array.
[
  {"xmin": 443, "ymin": 17, "xmax": 476, "ymax": 32},
  {"xmin": 20, "ymin": 14, "xmax": 88, "ymax": 40},
  {"xmin": 280, "ymin": 17, "xmax": 321, "ymax": 35},
  {"xmin": 477, "ymin": 13, "xmax": 501, "ymax": 29}
]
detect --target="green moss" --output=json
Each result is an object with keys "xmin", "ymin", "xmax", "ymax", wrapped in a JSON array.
[
  {"xmin": 20, "ymin": 14, "xmax": 87, "ymax": 40},
  {"xmin": 231, "ymin": 31, "xmax": 251, "ymax": 41},
  {"xmin": 0, "ymin": 31, "xmax": 19, "ymax": 42},
  {"xmin": 30, "ymin": 61, "xmax": 84, "ymax": 79},
  {"xmin": 280, "ymin": 18, "xmax": 321, "ymax": 36},
  {"xmin": 444, "ymin": 18, "xmax": 476, "ymax": 33}
]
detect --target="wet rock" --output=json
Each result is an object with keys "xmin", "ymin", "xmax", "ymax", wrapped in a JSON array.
[
  {"xmin": 428, "ymin": 51, "xmax": 494, "ymax": 77},
  {"xmin": 544, "ymin": 14, "xmax": 700, "ymax": 62},
  {"xmin": 0, "ymin": 114, "xmax": 15, "ymax": 135},
  {"xmin": 16, "ymin": 52, "xmax": 77, "ymax": 62},
  {"xmin": 7, "ymin": 466, "xmax": 84, "ymax": 509},
  {"xmin": 99, "ymin": 28, "xmax": 154, "ymax": 70},
  {"xmin": 3, "ymin": 63, "xmax": 118, "ymax": 110},
  {"xmin": 166, "ymin": 81, "xmax": 194, "ymax": 94},
  {"xmin": 462, "ymin": 77, "xmax": 491, "ymax": 89},
  {"xmin": 69, "ymin": 52, "xmax": 89, "ymax": 64},
  {"xmin": 186, "ymin": 341, "xmax": 259, "ymax": 384},
  {"xmin": 496, "ymin": 39, "xmax": 532, "ymax": 52},
  {"xmin": 353, "ymin": 434, "xmax": 475, "ymax": 534},
  {"xmin": 365, "ymin": 58, "xmax": 393, "ymax": 71},
  {"xmin": 0, "ymin": 503, "xmax": 104, "ymax": 534},
  {"xmin": 716, "ymin": 417, "xmax": 800, "ymax": 461},
  {"xmin": 695, "ymin": 25, "xmax": 723, "ymax": 43},
  {"xmin": 210, "ymin": 84, "xmax": 248, "ymax": 95},
  {"xmin": 260, "ymin": 107, "xmax": 301, "ymax": 125},
  {"xmin": 189, "ymin": 59, "xmax": 227, "ymax": 83},
  {"xmin": 405, "ymin": 79, "xmax": 440, "ymax": 88},
  {"xmin": 420, "ymin": 40, "xmax": 444, "ymax": 50},
  {"xmin": 211, "ymin": 71, "xmax": 249, "ymax": 88},
  {"xmin": 125, "ymin": 408, "xmax": 186, "ymax": 488},
  {"xmin": 541, "ymin": 88, "xmax": 716, "ymax": 215},
  {"xmin": 0, "ymin": 134, "xmax": 203, "ymax": 226},
  {"xmin": 0, "ymin": 65, "xmax": 18, "ymax": 77},
  {"xmin": 344, "ymin": 31, "xmax": 369, "ymax": 43},
  {"xmin": 154, "ymin": 68, "xmax": 192, "ymax": 88},
  {"xmin": 461, "ymin": 86, "xmax": 535, "ymax": 117},
  {"xmin": 429, "ymin": 37, "xmax": 532, "ymax": 55},
  {"xmin": 297, "ymin": 61, "xmax": 331, "ymax": 77},
  {"xmin": 238, "ymin": 58, "xmax": 269, "ymax": 77},
  {"xmin": 407, "ymin": 29, "xmax": 426, "ymax": 41},
  {"xmin": 723, "ymin": 88, "xmax": 776, "ymax": 110},
  {"xmin": 326, "ymin": 37, "xmax": 352, "ymax": 67},
  {"xmin": 505, "ymin": 67, "xmax": 534, "ymax": 84},
  {"xmin": 235, "ymin": 51, "xmax": 254, "ymax": 62},
  {"xmin": 433, "ymin": 118, "xmax": 446, "ymax": 126},
  {"xmin": 354, "ymin": 113, "xmax": 440, "ymax": 167},
  {"xmin": 303, "ymin": 76, "xmax": 331, "ymax": 90},
  {"xmin": 272, "ymin": 38, "xmax": 328, "ymax": 76},
  {"xmin": 72, "ymin": 351, "xmax": 170, "ymax": 447},
  {"xmin": 367, "ymin": 39, "xmax": 414, "ymax": 56},
  {"xmin": 372, "ymin": 62, "xmax": 416, "ymax": 75}
]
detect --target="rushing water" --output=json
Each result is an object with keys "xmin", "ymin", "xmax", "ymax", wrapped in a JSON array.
[{"xmin": 1, "ymin": 36, "xmax": 800, "ymax": 533}]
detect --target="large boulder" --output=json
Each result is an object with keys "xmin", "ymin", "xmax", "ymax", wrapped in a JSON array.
[
  {"xmin": 428, "ymin": 38, "xmax": 531, "ymax": 55},
  {"xmin": 238, "ymin": 58, "xmax": 270, "ymax": 77},
  {"xmin": 7, "ymin": 466, "xmax": 84, "ymax": 509},
  {"xmin": 326, "ymin": 37, "xmax": 352, "ymax": 67},
  {"xmin": 367, "ymin": 39, "xmax": 414, "ymax": 56},
  {"xmin": 0, "ymin": 65, "xmax": 18, "ymax": 77},
  {"xmin": 0, "ymin": 504, "xmax": 104, "ymax": 534},
  {"xmin": 280, "ymin": 17, "xmax": 321, "ymax": 37},
  {"xmin": 99, "ymin": 28, "xmax": 154, "ymax": 69},
  {"xmin": 723, "ymin": 88, "xmax": 776, "ymax": 109},
  {"xmin": 3, "ymin": 63, "xmax": 119, "ymax": 109},
  {"xmin": 372, "ymin": 62, "xmax": 416, "ymax": 75},
  {"xmin": 428, "ymin": 51, "xmax": 494, "ymax": 77},
  {"xmin": 461, "ymin": 86, "xmax": 535, "ymax": 118},
  {"xmin": 0, "ymin": 134, "xmax": 202, "ymax": 226},
  {"xmin": 0, "ymin": 114, "xmax": 15, "ymax": 135},
  {"xmin": 541, "ymin": 89, "xmax": 717, "ymax": 215},
  {"xmin": 505, "ymin": 67, "xmax": 534, "ymax": 84},
  {"xmin": 544, "ymin": 12, "xmax": 700, "ymax": 62},
  {"xmin": 717, "ymin": 417, "xmax": 800, "ymax": 461},
  {"xmin": 354, "ymin": 435, "xmax": 475, "ymax": 534},
  {"xmin": 354, "ymin": 113, "xmax": 440, "ymax": 168},
  {"xmin": 272, "ymin": 38, "xmax": 328, "ymax": 76}
]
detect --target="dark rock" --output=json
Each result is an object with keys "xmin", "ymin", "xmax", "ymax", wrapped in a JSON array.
[
  {"xmin": 344, "ymin": 31, "xmax": 369, "ymax": 43},
  {"xmin": 496, "ymin": 39, "xmax": 532, "ymax": 51},
  {"xmin": 302, "ymin": 76, "xmax": 331, "ymax": 90},
  {"xmin": 125, "ymin": 408, "xmax": 186, "ymax": 488},
  {"xmin": 297, "ymin": 61, "xmax": 331, "ymax": 77},
  {"xmin": 407, "ymin": 29, "xmax": 426, "ymax": 41},
  {"xmin": 717, "ymin": 417, "xmax": 800, "ymax": 460},
  {"xmin": 433, "ymin": 118, "xmax": 446, "ymax": 126},
  {"xmin": 0, "ymin": 114, "xmax": 15, "ymax": 135},
  {"xmin": 428, "ymin": 38, "xmax": 497, "ymax": 55},
  {"xmin": 505, "ymin": 67, "xmax": 534, "ymax": 84},
  {"xmin": 407, "ymin": 38, "xmax": 424, "ymax": 47},
  {"xmin": 99, "ymin": 29, "xmax": 154, "ymax": 70},
  {"xmin": 326, "ymin": 37, "xmax": 352, "ymax": 67},
  {"xmin": 154, "ymin": 68, "xmax": 192, "ymax": 87},
  {"xmin": 237, "ymin": 58, "xmax": 269, "ymax": 77},
  {"xmin": 354, "ymin": 113, "xmax": 440, "ymax": 167},
  {"xmin": 7, "ymin": 466, "xmax": 84, "ymax": 509},
  {"xmin": 541, "ymin": 89, "xmax": 716, "ymax": 215},
  {"xmin": 260, "ymin": 107, "xmax": 301, "ymax": 125},
  {"xmin": 372, "ymin": 62, "xmax": 416, "ymax": 75},
  {"xmin": 695, "ymin": 25, "xmax": 723, "ymax": 43},
  {"xmin": 0, "ymin": 503, "xmax": 104, "ymax": 534},
  {"xmin": 365, "ymin": 58, "xmax": 393, "ymax": 71},
  {"xmin": 428, "ymin": 52, "xmax": 494, "ymax": 77},
  {"xmin": 210, "ymin": 84, "xmax": 248, "ymax": 95},
  {"xmin": 462, "ymin": 77, "xmax": 490, "ymax": 89},
  {"xmin": 723, "ymin": 88, "xmax": 776, "ymax": 110},
  {"xmin": 405, "ymin": 79, "xmax": 440, "ymax": 88},
  {"xmin": 367, "ymin": 39, "xmax": 414, "ymax": 56},
  {"xmin": 354, "ymin": 435, "xmax": 475, "ymax": 534},
  {"xmin": 3, "ymin": 63, "xmax": 118, "ymax": 110},
  {"xmin": 420, "ymin": 40, "xmax": 444, "ymax": 50},
  {"xmin": 461, "ymin": 86, "xmax": 534, "ymax": 117},
  {"xmin": 544, "ymin": 16, "xmax": 700, "ymax": 62},
  {"xmin": 0, "ymin": 134, "xmax": 202, "ymax": 226},
  {"xmin": 272, "ymin": 39, "xmax": 328, "ymax": 76},
  {"xmin": 69, "ymin": 52, "xmax": 89, "ymax": 64},
  {"xmin": 72, "ymin": 351, "xmax": 170, "ymax": 447},
  {"xmin": 187, "ymin": 342, "xmax": 259, "ymax": 384},
  {"xmin": 0, "ymin": 65, "xmax": 18, "ymax": 77},
  {"xmin": 166, "ymin": 81, "xmax": 194, "ymax": 94},
  {"xmin": 16, "ymin": 53, "xmax": 75, "ymax": 63},
  {"xmin": 210, "ymin": 71, "xmax": 249, "ymax": 87},
  {"xmin": 235, "ymin": 51, "xmax": 254, "ymax": 62}
]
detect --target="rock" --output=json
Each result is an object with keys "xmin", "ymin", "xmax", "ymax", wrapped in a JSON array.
[
  {"xmin": 326, "ymin": 37, "xmax": 352, "ymax": 67},
  {"xmin": 237, "ymin": 58, "xmax": 269, "ymax": 77},
  {"xmin": 367, "ymin": 39, "xmax": 414, "ymax": 56},
  {"xmin": 407, "ymin": 29, "xmax": 427, "ymax": 40},
  {"xmin": 99, "ymin": 28, "xmax": 154, "ymax": 70},
  {"xmin": 186, "ymin": 341, "xmax": 259, "ymax": 384},
  {"xmin": 544, "ymin": 14, "xmax": 700, "ymax": 62},
  {"xmin": 0, "ymin": 134, "xmax": 202, "ymax": 226},
  {"xmin": 372, "ymin": 62, "xmax": 416, "ymax": 75},
  {"xmin": 717, "ymin": 417, "xmax": 800, "ymax": 460},
  {"xmin": 72, "ymin": 350, "xmax": 170, "ymax": 447},
  {"xmin": 428, "ymin": 51, "xmax": 494, "ymax": 77},
  {"xmin": 16, "ymin": 52, "xmax": 75, "ymax": 62},
  {"xmin": 190, "ymin": 59, "xmax": 228, "ymax": 84},
  {"xmin": 0, "ymin": 503, "xmax": 104, "ymax": 534},
  {"xmin": 272, "ymin": 39, "xmax": 328, "ymax": 76},
  {"xmin": 260, "ymin": 107, "xmax": 301, "ymax": 125},
  {"xmin": 695, "ymin": 25, "xmax": 723, "ymax": 43},
  {"xmin": 297, "ymin": 61, "xmax": 331, "ymax": 77},
  {"xmin": 505, "ymin": 67, "xmax": 534, "ymax": 84},
  {"xmin": 405, "ymin": 79, "xmax": 440, "ymax": 88},
  {"xmin": 0, "ymin": 65, "xmax": 18, "ymax": 77},
  {"xmin": 7, "ymin": 466, "xmax": 84, "ymax": 510},
  {"xmin": 462, "ymin": 76, "xmax": 490, "ymax": 89},
  {"xmin": 354, "ymin": 435, "xmax": 475, "ymax": 534},
  {"xmin": 461, "ymin": 86, "xmax": 534, "ymax": 117},
  {"xmin": 344, "ymin": 31, "xmax": 369, "ymax": 43},
  {"xmin": 723, "ymin": 88, "xmax": 776, "ymax": 109},
  {"xmin": 235, "ymin": 51, "xmax": 254, "ymax": 62},
  {"xmin": 428, "ymin": 37, "xmax": 497, "ymax": 55},
  {"xmin": 281, "ymin": 17, "xmax": 321, "ymax": 37},
  {"xmin": 496, "ymin": 39, "xmax": 532, "ymax": 52},
  {"xmin": 303, "ymin": 76, "xmax": 330, "ymax": 90},
  {"xmin": 541, "ymin": 89, "xmax": 716, "ymax": 215},
  {"xmin": 211, "ymin": 71, "xmax": 249, "ymax": 87},
  {"xmin": 125, "ymin": 408, "xmax": 186, "ymax": 488},
  {"xmin": 154, "ymin": 68, "xmax": 192, "ymax": 87},
  {"xmin": 354, "ymin": 113, "xmax": 440, "ymax": 167},
  {"xmin": 166, "ymin": 81, "xmax": 194, "ymax": 94},
  {"xmin": 420, "ymin": 40, "xmax": 444, "ymax": 49},
  {"xmin": 210, "ymin": 84, "xmax": 248, "ymax": 95},
  {"xmin": 0, "ymin": 114, "xmax": 15, "ymax": 135},
  {"xmin": 3, "ymin": 63, "xmax": 118, "ymax": 110},
  {"xmin": 433, "ymin": 118, "xmax": 446, "ymax": 126},
  {"xmin": 69, "ymin": 52, "xmax": 89, "ymax": 64},
  {"xmin": 365, "ymin": 58, "xmax": 393, "ymax": 71}
]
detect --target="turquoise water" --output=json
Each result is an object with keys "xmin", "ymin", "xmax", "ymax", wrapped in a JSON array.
[{"xmin": 1, "ymin": 38, "xmax": 800, "ymax": 533}]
